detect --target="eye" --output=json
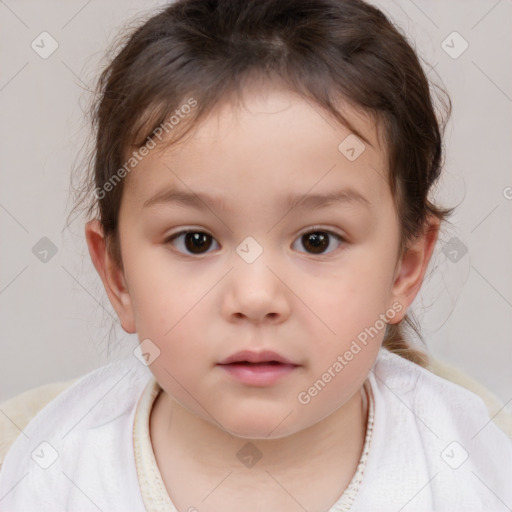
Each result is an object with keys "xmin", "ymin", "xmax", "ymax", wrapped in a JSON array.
[
  {"xmin": 165, "ymin": 228, "xmax": 345, "ymax": 257},
  {"xmin": 165, "ymin": 230, "xmax": 219, "ymax": 255},
  {"xmin": 293, "ymin": 228, "xmax": 345, "ymax": 256}
]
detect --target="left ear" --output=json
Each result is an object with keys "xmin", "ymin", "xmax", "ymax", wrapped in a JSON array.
[{"xmin": 388, "ymin": 216, "xmax": 440, "ymax": 323}]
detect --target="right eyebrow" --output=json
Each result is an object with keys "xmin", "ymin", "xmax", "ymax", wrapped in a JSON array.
[{"xmin": 143, "ymin": 188, "xmax": 231, "ymax": 212}]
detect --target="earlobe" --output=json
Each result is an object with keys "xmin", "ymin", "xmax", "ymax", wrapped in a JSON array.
[
  {"xmin": 84, "ymin": 219, "xmax": 136, "ymax": 333},
  {"xmin": 388, "ymin": 217, "xmax": 440, "ymax": 324}
]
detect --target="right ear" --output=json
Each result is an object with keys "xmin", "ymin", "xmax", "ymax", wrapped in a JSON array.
[{"xmin": 85, "ymin": 219, "xmax": 136, "ymax": 333}]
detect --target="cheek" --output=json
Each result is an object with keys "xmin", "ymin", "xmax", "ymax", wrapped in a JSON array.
[
  {"xmin": 123, "ymin": 245, "xmax": 206, "ymax": 333},
  {"xmin": 308, "ymin": 264, "xmax": 393, "ymax": 332},
  {"xmin": 124, "ymin": 257, "xmax": 215, "ymax": 378},
  {"xmin": 298, "ymin": 256, "xmax": 395, "ymax": 371}
]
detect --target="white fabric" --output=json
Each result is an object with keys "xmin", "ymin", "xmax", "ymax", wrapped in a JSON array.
[
  {"xmin": 1, "ymin": 348, "xmax": 511, "ymax": 511},
  {"xmin": 0, "ymin": 358, "xmax": 150, "ymax": 512},
  {"xmin": 354, "ymin": 352, "xmax": 512, "ymax": 511}
]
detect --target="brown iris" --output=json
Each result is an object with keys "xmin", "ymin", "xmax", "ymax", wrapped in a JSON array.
[
  {"xmin": 301, "ymin": 232, "xmax": 329, "ymax": 254},
  {"xmin": 184, "ymin": 232, "xmax": 213, "ymax": 254}
]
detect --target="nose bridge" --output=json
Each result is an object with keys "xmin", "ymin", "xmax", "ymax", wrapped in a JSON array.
[
  {"xmin": 233, "ymin": 239, "xmax": 276, "ymax": 296},
  {"xmin": 224, "ymin": 236, "xmax": 289, "ymax": 322}
]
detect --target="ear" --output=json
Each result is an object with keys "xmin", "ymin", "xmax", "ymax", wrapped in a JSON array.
[
  {"xmin": 388, "ymin": 216, "xmax": 440, "ymax": 323},
  {"xmin": 85, "ymin": 219, "xmax": 136, "ymax": 333}
]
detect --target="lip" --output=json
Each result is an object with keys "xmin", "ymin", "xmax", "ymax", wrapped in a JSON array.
[
  {"xmin": 218, "ymin": 350, "xmax": 297, "ymax": 366},
  {"xmin": 217, "ymin": 350, "xmax": 299, "ymax": 387}
]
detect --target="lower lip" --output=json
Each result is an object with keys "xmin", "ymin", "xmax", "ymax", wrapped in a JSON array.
[{"xmin": 218, "ymin": 362, "xmax": 298, "ymax": 386}]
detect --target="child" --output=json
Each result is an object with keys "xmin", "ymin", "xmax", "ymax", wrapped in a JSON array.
[{"xmin": 1, "ymin": 0, "xmax": 511, "ymax": 510}]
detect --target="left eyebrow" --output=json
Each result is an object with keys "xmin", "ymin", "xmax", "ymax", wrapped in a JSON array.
[
  {"xmin": 283, "ymin": 188, "xmax": 371, "ymax": 211},
  {"xmin": 143, "ymin": 186, "xmax": 371, "ymax": 213}
]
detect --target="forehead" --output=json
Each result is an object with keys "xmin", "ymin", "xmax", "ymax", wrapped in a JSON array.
[{"xmin": 123, "ymin": 87, "xmax": 389, "ymax": 210}]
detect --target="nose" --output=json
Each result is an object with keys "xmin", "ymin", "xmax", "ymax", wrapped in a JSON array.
[{"xmin": 221, "ymin": 253, "xmax": 291, "ymax": 325}]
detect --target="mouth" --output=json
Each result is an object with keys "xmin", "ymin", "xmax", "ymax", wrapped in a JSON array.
[
  {"xmin": 217, "ymin": 350, "xmax": 299, "ymax": 386},
  {"xmin": 225, "ymin": 361, "xmax": 286, "ymax": 366},
  {"xmin": 220, "ymin": 361, "xmax": 297, "ymax": 370},
  {"xmin": 218, "ymin": 350, "xmax": 298, "ymax": 366}
]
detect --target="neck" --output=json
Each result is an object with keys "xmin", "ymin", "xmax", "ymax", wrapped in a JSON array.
[{"xmin": 150, "ymin": 383, "xmax": 369, "ymax": 495}]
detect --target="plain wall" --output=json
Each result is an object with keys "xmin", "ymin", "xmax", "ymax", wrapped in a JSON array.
[{"xmin": 1, "ymin": 0, "xmax": 511, "ymax": 410}]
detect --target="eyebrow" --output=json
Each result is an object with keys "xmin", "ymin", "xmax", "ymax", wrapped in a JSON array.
[{"xmin": 143, "ymin": 186, "xmax": 370, "ymax": 212}]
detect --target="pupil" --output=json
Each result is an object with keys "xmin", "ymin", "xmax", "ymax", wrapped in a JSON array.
[
  {"xmin": 185, "ymin": 232, "xmax": 211, "ymax": 254},
  {"xmin": 303, "ymin": 232, "xmax": 328, "ymax": 254}
]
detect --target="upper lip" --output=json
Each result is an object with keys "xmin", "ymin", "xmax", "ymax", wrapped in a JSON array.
[{"xmin": 218, "ymin": 350, "xmax": 298, "ymax": 366}]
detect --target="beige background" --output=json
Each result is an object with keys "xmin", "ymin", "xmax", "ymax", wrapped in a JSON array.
[{"xmin": 1, "ymin": 0, "xmax": 511, "ymax": 411}]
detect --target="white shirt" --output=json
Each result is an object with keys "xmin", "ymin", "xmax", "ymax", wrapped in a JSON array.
[{"xmin": 0, "ymin": 348, "xmax": 511, "ymax": 511}]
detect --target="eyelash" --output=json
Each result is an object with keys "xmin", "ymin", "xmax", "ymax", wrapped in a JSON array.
[{"xmin": 164, "ymin": 226, "xmax": 346, "ymax": 257}]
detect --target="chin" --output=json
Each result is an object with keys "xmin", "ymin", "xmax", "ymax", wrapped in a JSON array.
[{"xmin": 219, "ymin": 411, "xmax": 302, "ymax": 440}]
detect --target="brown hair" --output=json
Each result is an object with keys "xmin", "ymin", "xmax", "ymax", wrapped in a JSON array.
[{"xmin": 72, "ymin": 0, "xmax": 454, "ymax": 366}]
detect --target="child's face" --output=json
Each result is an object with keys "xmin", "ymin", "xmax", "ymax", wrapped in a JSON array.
[{"xmin": 89, "ymin": 85, "xmax": 433, "ymax": 438}]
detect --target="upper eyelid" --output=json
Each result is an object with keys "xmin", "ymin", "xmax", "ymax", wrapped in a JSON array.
[
  {"xmin": 296, "ymin": 226, "xmax": 345, "ymax": 238},
  {"xmin": 167, "ymin": 226, "xmax": 346, "ymax": 239}
]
